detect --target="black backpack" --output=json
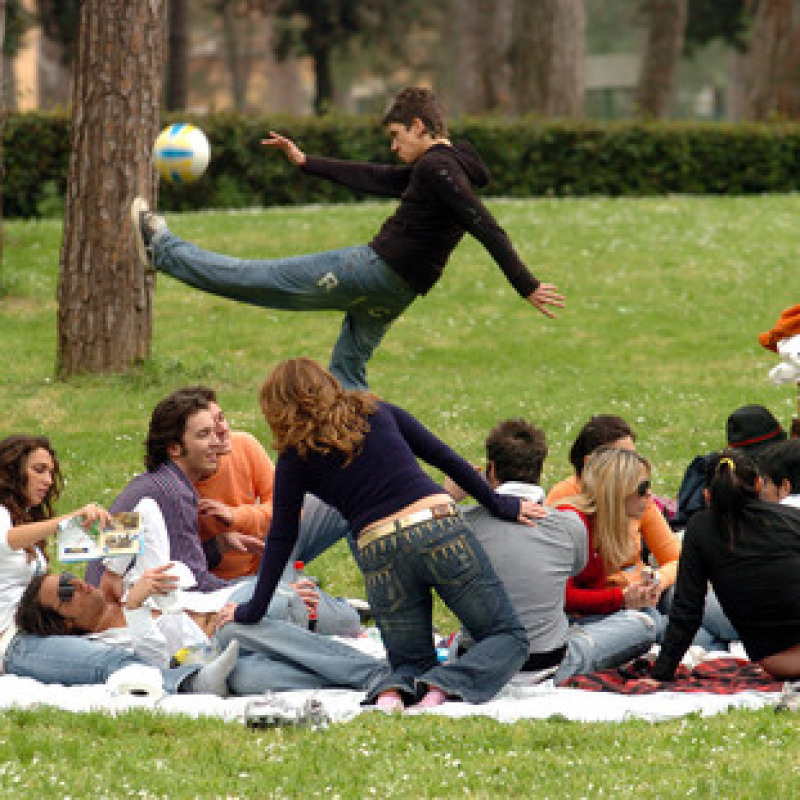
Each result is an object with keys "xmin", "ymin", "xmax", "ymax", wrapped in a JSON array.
[{"xmin": 670, "ymin": 454, "xmax": 710, "ymax": 530}]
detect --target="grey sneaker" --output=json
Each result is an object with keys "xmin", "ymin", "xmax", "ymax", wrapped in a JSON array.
[
  {"xmin": 130, "ymin": 196, "xmax": 167, "ymax": 269},
  {"xmin": 345, "ymin": 597, "xmax": 372, "ymax": 623},
  {"xmin": 776, "ymin": 680, "xmax": 800, "ymax": 712},
  {"xmin": 244, "ymin": 693, "xmax": 331, "ymax": 730}
]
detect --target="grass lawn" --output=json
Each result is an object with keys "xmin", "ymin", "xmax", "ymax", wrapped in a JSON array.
[{"xmin": 0, "ymin": 195, "xmax": 799, "ymax": 798}]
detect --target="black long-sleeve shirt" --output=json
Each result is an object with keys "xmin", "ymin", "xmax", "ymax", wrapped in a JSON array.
[
  {"xmin": 301, "ymin": 142, "xmax": 540, "ymax": 298},
  {"xmin": 652, "ymin": 501, "xmax": 800, "ymax": 680}
]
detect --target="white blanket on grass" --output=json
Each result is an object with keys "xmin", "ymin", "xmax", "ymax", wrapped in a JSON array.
[{"xmin": 0, "ymin": 641, "xmax": 780, "ymax": 725}]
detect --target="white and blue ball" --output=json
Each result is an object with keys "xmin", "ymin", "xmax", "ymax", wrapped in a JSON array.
[{"xmin": 152, "ymin": 123, "xmax": 210, "ymax": 184}]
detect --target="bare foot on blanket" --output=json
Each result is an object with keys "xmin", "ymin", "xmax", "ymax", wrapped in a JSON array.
[
  {"xmin": 410, "ymin": 686, "xmax": 448, "ymax": 710},
  {"xmin": 375, "ymin": 689, "xmax": 404, "ymax": 713}
]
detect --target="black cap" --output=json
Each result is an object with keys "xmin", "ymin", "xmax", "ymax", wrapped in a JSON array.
[{"xmin": 726, "ymin": 405, "xmax": 787, "ymax": 456}]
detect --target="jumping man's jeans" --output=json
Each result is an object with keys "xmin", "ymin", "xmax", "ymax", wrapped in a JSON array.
[{"xmin": 154, "ymin": 234, "xmax": 417, "ymax": 390}]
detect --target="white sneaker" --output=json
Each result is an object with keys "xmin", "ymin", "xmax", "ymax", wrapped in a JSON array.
[
  {"xmin": 130, "ymin": 196, "xmax": 167, "ymax": 270},
  {"xmin": 776, "ymin": 681, "xmax": 800, "ymax": 712},
  {"xmin": 244, "ymin": 693, "xmax": 331, "ymax": 728}
]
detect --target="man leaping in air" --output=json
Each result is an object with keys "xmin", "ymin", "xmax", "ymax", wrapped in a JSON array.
[{"xmin": 132, "ymin": 87, "xmax": 564, "ymax": 389}]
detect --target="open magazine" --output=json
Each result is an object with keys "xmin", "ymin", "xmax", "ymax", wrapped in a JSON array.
[{"xmin": 57, "ymin": 511, "xmax": 143, "ymax": 562}]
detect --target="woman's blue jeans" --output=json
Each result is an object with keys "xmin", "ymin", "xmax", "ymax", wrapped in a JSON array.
[
  {"xmin": 354, "ymin": 514, "xmax": 528, "ymax": 704},
  {"xmin": 154, "ymin": 234, "xmax": 417, "ymax": 390}
]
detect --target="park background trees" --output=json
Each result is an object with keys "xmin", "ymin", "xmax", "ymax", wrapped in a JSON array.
[{"xmin": 6, "ymin": 0, "xmax": 800, "ymax": 375}]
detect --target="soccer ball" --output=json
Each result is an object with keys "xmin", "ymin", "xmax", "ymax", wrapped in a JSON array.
[{"xmin": 152, "ymin": 123, "xmax": 210, "ymax": 184}]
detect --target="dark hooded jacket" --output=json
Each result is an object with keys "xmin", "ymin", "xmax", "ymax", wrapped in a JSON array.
[{"xmin": 301, "ymin": 142, "xmax": 539, "ymax": 297}]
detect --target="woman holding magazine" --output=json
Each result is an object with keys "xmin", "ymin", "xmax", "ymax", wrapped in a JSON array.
[{"xmin": 0, "ymin": 434, "xmax": 234, "ymax": 693}]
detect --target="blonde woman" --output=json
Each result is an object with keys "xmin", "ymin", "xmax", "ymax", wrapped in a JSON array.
[
  {"xmin": 558, "ymin": 447, "xmax": 734, "ymax": 649},
  {"xmin": 217, "ymin": 358, "xmax": 543, "ymax": 711}
]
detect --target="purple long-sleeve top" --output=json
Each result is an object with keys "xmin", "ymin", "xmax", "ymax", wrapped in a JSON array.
[
  {"xmin": 234, "ymin": 402, "xmax": 521, "ymax": 624},
  {"xmin": 85, "ymin": 461, "xmax": 229, "ymax": 592}
]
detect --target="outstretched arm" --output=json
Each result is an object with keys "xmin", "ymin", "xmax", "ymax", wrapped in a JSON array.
[
  {"xmin": 422, "ymin": 154, "xmax": 565, "ymax": 316},
  {"xmin": 261, "ymin": 131, "xmax": 306, "ymax": 166},
  {"xmin": 526, "ymin": 283, "xmax": 566, "ymax": 319},
  {"xmin": 6, "ymin": 502, "xmax": 111, "ymax": 552}
]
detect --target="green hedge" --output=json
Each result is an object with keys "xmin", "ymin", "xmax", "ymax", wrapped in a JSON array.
[{"xmin": 5, "ymin": 111, "xmax": 800, "ymax": 218}]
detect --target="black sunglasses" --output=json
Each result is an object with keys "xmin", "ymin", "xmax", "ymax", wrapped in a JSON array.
[
  {"xmin": 57, "ymin": 572, "xmax": 77, "ymax": 604},
  {"xmin": 635, "ymin": 480, "xmax": 651, "ymax": 498}
]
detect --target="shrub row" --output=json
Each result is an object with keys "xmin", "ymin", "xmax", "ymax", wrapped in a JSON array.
[{"xmin": 4, "ymin": 111, "xmax": 800, "ymax": 218}]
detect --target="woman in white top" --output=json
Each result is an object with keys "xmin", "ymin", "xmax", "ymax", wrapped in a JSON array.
[
  {"xmin": 0, "ymin": 434, "xmax": 233, "ymax": 692},
  {"xmin": 0, "ymin": 434, "xmax": 109, "ymax": 632}
]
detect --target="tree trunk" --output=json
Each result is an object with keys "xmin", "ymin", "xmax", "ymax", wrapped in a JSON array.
[
  {"xmin": 634, "ymin": 0, "xmax": 687, "ymax": 119},
  {"xmin": 0, "ymin": 0, "xmax": 6, "ymax": 277},
  {"xmin": 166, "ymin": 0, "xmax": 189, "ymax": 110},
  {"xmin": 313, "ymin": 43, "xmax": 333, "ymax": 115},
  {"xmin": 451, "ymin": 0, "xmax": 512, "ymax": 115},
  {"xmin": 739, "ymin": 0, "xmax": 800, "ymax": 120},
  {"xmin": 510, "ymin": 0, "xmax": 585, "ymax": 118},
  {"xmin": 56, "ymin": 0, "xmax": 165, "ymax": 377},
  {"xmin": 221, "ymin": 2, "xmax": 251, "ymax": 112}
]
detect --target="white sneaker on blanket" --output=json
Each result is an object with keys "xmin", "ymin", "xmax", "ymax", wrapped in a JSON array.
[
  {"xmin": 244, "ymin": 693, "xmax": 330, "ymax": 729},
  {"xmin": 776, "ymin": 681, "xmax": 800, "ymax": 713}
]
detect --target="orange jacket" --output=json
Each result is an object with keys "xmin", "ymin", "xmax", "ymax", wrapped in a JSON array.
[
  {"xmin": 195, "ymin": 431, "xmax": 275, "ymax": 580},
  {"xmin": 759, "ymin": 303, "xmax": 800, "ymax": 352}
]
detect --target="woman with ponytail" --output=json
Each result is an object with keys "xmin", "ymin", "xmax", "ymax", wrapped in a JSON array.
[{"xmin": 651, "ymin": 448, "xmax": 800, "ymax": 681}]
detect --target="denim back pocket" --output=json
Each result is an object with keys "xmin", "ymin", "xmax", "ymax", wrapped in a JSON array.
[
  {"xmin": 363, "ymin": 564, "xmax": 408, "ymax": 615},
  {"xmin": 423, "ymin": 531, "xmax": 482, "ymax": 587},
  {"xmin": 358, "ymin": 538, "xmax": 408, "ymax": 615}
]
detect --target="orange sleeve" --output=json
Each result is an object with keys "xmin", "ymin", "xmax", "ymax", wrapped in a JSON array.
[
  {"xmin": 229, "ymin": 434, "xmax": 275, "ymax": 538},
  {"xmin": 605, "ymin": 501, "xmax": 680, "ymax": 589},
  {"xmin": 545, "ymin": 475, "xmax": 580, "ymax": 505},
  {"xmin": 639, "ymin": 500, "xmax": 680, "ymax": 589}
]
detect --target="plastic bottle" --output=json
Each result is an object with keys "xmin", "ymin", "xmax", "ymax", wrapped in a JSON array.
[
  {"xmin": 294, "ymin": 560, "xmax": 318, "ymax": 631},
  {"xmin": 169, "ymin": 640, "xmax": 221, "ymax": 668}
]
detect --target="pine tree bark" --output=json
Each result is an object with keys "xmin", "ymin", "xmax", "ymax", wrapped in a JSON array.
[
  {"xmin": 56, "ymin": 0, "xmax": 165, "ymax": 377},
  {"xmin": 451, "ymin": 0, "xmax": 511, "ymax": 114},
  {"xmin": 635, "ymin": 0, "xmax": 687, "ymax": 119},
  {"xmin": 166, "ymin": 0, "xmax": 189, "ymax": 110},
  {"xmin": 0, "ymin": 0, "xmax": 6, "ymax": 275},
  {"xmin": 510, "ymin": 0, "xmax": 585, "ymax": 118},
  {"xmin": 739, "ymin": 0, "xmax": 800, "ymax": 120}
]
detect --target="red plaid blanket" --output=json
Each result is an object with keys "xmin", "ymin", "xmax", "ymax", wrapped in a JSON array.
[{"xmin": 563, "ymin": 658, "xmax": 783, "ymax": 695}]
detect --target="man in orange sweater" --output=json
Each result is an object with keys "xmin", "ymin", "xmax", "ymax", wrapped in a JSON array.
[{"xmin": 186, "ymin": 386, "xmax": 360, "ymax": 636}]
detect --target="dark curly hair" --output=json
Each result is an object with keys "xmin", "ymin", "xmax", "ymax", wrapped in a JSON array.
[
  {"xmin": 15, "ymin": 574, "xmax": 78, "ymax": 636},
  {"xmin": 381, "ymin": 87, "xmax": 448, "ymax": 137},
  {"xmin": 145, "ymin": 391, "xmax": 211, "ymax": 472},
  {"xmin": 485, "ymin": 419, "xmax": 547, "ymax": 486},
  {"xmin": 568, "ymin": 415, "xmax": 635, "ymax": 477}
]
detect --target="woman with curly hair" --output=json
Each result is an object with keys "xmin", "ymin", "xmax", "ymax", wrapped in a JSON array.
[
  {"xmin": 651, "ymin": 449, "xmax": 800, "ymax": 682},
  {"xmin": 216, "ymin": 357, "xmax": 543, "ymax": 711}
]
